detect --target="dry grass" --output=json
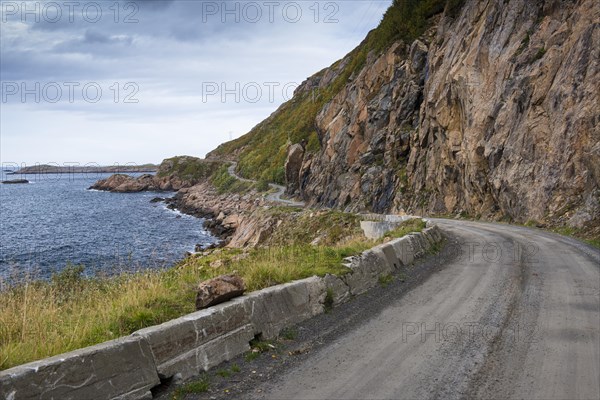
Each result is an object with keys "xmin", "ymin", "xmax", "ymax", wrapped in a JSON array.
[
  {"xmin": 0, "ymin": 246, "xmax": 356, "ymax": 370},
  {"xmin": 0, "ymin": 267, "xmax": 196, "ymax": 370},
  {"xmin": 0, "ymin": 217, "xmax": 425, "ymax": 370}
]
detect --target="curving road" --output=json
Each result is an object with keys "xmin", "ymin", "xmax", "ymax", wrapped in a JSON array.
[
  {"xmin": 227, "ymin": 162, "xmax": 304, "ymax": 207},
  {"xmin": 250, "ymin": 219, "xmax": 600, "ymax": 400}
]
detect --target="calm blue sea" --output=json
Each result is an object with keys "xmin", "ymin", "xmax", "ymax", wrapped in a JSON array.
[{"xmin": 0, "ymin": 170, "xmax": 215, "ymax": 281}]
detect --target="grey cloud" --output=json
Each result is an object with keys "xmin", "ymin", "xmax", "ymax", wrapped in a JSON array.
[
  {"xmin": 83, "ymin": 29, "xmax": 112, "ymax": 43},
  {"xmin": 1, "ymin": 0, "xmax": 392, "ymax": 164},
  {"xmin": 51, "ymin": 29, "xmax": 134, "ymax": 54}
]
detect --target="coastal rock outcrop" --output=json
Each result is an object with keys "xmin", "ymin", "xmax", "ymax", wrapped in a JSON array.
[
  {"xmin": 299, "ymin": 38, "xmax": 426, "ymax": 213},
  {"xmin": 90, "ymin": 174, "xmax": 157, "ymax": 192},
  {"xmin": 89, "ymin": 156, "xmax": 222, "ymax": 193},
  {"xmin": 87, "ymin": 1, "xmax": 600, "ymax": 241}
]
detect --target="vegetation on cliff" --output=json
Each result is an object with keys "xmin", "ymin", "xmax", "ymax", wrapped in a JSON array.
[
  {"xmin": 209, "ymin": 164, "xmax": 254, "ymax": 194},
  {"xmin": 157, "ymin": 156, "xmax": 222, "ymax": 182}
]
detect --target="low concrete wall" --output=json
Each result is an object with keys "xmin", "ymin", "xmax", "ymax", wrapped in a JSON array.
[
  {"xmin": 0, "ymin": 336, "xmax": 160, "ymax": 400},
  {"xmin": 0, "ymin": 224, "xmax": 443, "ymax": 400},
  {"xmin": 131, "ymin": 277, "xmax": 325, "ymax": 382}
]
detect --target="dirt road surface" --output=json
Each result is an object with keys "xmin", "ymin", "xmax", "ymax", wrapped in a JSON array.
[{"xmin": 245, "ymin": 220, "xmax": 600, "ymax": 400}]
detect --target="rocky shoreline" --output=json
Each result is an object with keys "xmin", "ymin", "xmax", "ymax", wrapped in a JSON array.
[
  {"xmin": 90, "ymin": 165, "xmax": 276, "ymax": 251},
  {"xmin": 162, "ymin": 181, "xmax": 273, "ymax": 248},
  {"xmin": 89, "ymin": 173, "xmax": 192, "ymax": 193},
  {"xmin": 86, "ymin": 154, "xmax": 320, "ymax": 253}
]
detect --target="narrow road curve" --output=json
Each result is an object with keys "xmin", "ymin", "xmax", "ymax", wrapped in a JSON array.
[
  {"xmin": 249, "ymin": 219, "xmax": 600, "ymax": 400},
  {"xmin": 227, "ymin": 162, "xmax": 305, "ymax": 207}
]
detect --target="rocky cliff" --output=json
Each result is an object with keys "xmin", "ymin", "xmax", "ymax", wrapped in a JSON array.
[
  {"xmin": 407, "ymin": 0, "xmax": 599, "ymax": 230},
  {"xmin": 214, "ymin": 0, "xmax": 599, "ymax": 236}
]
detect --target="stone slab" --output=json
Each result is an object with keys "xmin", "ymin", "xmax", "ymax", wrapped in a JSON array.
[
  {"xmin": 157, "ymin": 324, "xmax": 254, "ymax": 381},
  {"xmin": 0, "ymin": 336, "xmax": 159, "ymax": 400},
  {"xmin": 244, "ymin": 277, "xmax": 326, "ymax": 339}
]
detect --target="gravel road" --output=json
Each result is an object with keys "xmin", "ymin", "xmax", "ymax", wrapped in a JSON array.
[{"xmin": 243, "ymin": 219, "xmax": 600, "ymax": 400}]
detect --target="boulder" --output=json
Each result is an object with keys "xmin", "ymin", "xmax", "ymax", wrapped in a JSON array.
[
  {"xmin": 226, "ymin": 214, "xmax": 277, "ymax": 248},
  {"xmin": 222, "ymin": 213, "xmax": 240, "ymax": 229},
  {"xmin": 285, "ymin": 143, "xmax": 305, "ymax": 195},
  {"xmin": 196, "ymin": 274, "xmax": 246, "ymax": 310}
]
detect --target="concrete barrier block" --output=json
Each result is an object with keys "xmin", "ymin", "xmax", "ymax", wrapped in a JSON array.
[
  {"xmin": 429, "ymin": 225, "xmax": 443, "ymax": 242},
  {"xmin": 391, "ymin": 237, "xmax": 415, "ymax": 266},
  {"xmin": 418, "ymin": 233, "xmax": 432, "ymax": 251},
  {"xmin": 408, "ymin": 234, "xmax": 426, "ymax": 258},
  {"xmin": 198, "ymin": 324, "xmax": 254, "ymax": 371},
  {"xmin": 369, "ymin": 247, "xmax": 395, "ymax": 276},
  {"xmin": 158, "ymin": 324, "xmax": 254, "ymax": 381},
  {"xmin": 343, "ymin": 249, "xmax": 390, "ymax": 295},
  {"xmin": 133, "ymin": 299, "xmax": 249, "ymax": 379},
  {"xmin": 323, "ymin": 274, "xmax": 351, "ymax": 305},
  {"xmin": 0, "ymin": 336, "xmax": 159, "ymax": 400},
  {"xmin": 420, "ymin": 229, "xmax": 435, "ymax": 247},
  {"xmin": 306, "ymin": 276, "xmax": 327, "ymax": 316},
  {"xmin": 376, "ymin": 243, "xmax": 401, "ymax": 270},
  {"xmin": 361, "ymin": 221, "xmax": 397, "ymax": 239},
  {"xmin": 245, "ymin": 277, "xmax": 325, "ymax": 339}
]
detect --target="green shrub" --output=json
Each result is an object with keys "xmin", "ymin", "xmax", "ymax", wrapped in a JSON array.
[
  {"xmin": 210, "ymin": 165, "xmax": 252, "ymax": 194},
  {"xmin": 280, "ymin": 327, "xmax": 298, "ymax": 340},
  {"xmin": 324, "ymin": 288, "xmax": 334, "ymax": 313},
  {"xmin": 532, "ymin": 47, "xmax": 546, "ymax": 62},
  {"xmin": 255, "ymin": 179, "xmax": 270, "ymax": 192},
  {"xmin": 379, "ymin": 274, "xmax": 394, "ymax": 287},
  {"xmin": 157, "ymin": 156, "xmax": 221, "ymax": 182},
  {"xmin": 51, "ymin": 263, "xmax": 85, "ymax": 289}
]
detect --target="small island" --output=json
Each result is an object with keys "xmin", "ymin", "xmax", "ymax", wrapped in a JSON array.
[{"xmin": 1, "ymin": 179, "xmax": 29, "ymax": 184}]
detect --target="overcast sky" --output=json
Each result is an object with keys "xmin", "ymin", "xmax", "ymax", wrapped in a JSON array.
[{"xmin": 0, "ymin": 0, "xmax": 391, "ymax": 166}]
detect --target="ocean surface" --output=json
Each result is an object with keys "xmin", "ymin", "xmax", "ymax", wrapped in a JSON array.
[{"xmin": 0, "ymin": 170, "xmax": 216, "ymax": 281}]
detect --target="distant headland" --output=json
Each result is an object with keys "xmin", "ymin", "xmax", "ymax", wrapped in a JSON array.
[{"xmin": 7, "ymin": 164, "xmax": 158, "ymax": 175}]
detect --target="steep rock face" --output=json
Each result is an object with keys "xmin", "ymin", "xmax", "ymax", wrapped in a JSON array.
[
  {"xmin": 409, "ymin": 0, "xmax": 599, "ymax": 227},
  {"xmin": 297, "ymin": 0, "xmax": 599, "ymax": 230},
  {"xmin": 299, "ymin": 38, "xmax": 431, "ymax": 213}
]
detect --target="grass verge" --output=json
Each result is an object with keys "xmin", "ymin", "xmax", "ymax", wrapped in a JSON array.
[{"xmin": 0, "ymin": 216, "xmax": 425, "ymax": 370}]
